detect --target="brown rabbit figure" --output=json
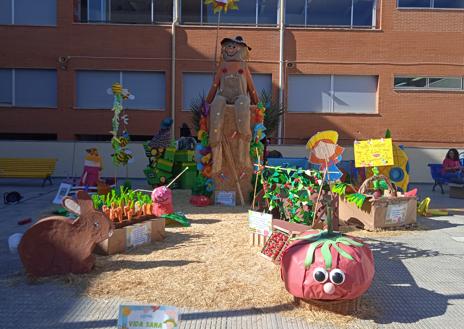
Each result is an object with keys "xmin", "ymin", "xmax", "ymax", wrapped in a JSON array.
[{"xmin": 18, "ymin": 191, "xmax": 114, "ymax": 277}]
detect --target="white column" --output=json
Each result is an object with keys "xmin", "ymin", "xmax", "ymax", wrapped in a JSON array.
[
  {"xmin": 277, "ymin": 0, "xmax": 285, "ymax": 144},
  {"xmin": 171, "ymin": 0, "xmax": 179, "ymax": 139}
]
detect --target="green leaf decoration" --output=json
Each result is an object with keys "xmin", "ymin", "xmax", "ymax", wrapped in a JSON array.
[
  {"xmin": 332, "ymin": 183, "xmax": 349, "ymax": 196},
  {"xmin": 161, "ymin": 213, "xmax": 191, "ymax": 227},
  {"xmin": 321, "ymin": 242, "xmax": 332, "ymax": 269},
  {"xmin": 294, "ymin": 230, "xmax": 364, "ymax": 269},
  {"xmin": 333, "ymin": 243, "xmax": 354, "ymax": 261},
  {"xmin": 379, "ymin": 179, "xmax": 389, "ymax": 191},
  {"xmin": 385, "ymin": 129, "xmax": 391, "ymax": 138},
  {"xmin": 345, "ymin": 193, "xmax": 367, "ymax": 209},
  {"xmin": 304, "ymin": 240, "xmax": 325, "ymax": 268}
]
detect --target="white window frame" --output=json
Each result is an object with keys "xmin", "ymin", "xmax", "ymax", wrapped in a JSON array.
[
  {"xmin": 180, "ymin": 0, "xmax": 279, "ymax": 26},
  {"xmin": 288, "ymin": 74, "xmax": 378, "ymax": 114},
  {"xmin": 394, "ymin": 76, "xmax": 464, "ymax": 91},
  {"xmin": 397, "ymin": 0, "xmax": 464, "ymax": 10},
  {"xmin": 76, "ymin": 70, "xmax": 166, "ymax": 111},
  {"xmin": 84, "ymin": 0, "xmax": 174, "ymax": 24},
  {"xmin": 287, "ymin": 0, "xmax": 378, "ymax": 29}
]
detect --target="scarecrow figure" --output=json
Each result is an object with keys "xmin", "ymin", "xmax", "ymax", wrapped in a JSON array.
[{"xmin": 206, "ymin": 36, "xmax": 259, "ymax": 176}]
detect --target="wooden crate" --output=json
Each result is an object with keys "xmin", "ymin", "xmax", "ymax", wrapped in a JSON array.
[{"xmin": 260, "ymin": 220, "xmax": 311, "ymax": 264}]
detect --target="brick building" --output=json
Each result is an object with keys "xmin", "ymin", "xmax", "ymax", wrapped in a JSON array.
[{"xmin": 0, "ymin": 0, "xmax": 463, "ymax": 180}]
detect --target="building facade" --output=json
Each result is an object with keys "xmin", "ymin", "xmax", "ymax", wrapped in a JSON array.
[{"xmin": 0, "ymin": 0, "xmax": 463, "ymax": 147}]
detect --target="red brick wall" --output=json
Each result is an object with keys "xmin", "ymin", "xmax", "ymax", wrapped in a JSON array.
[{"xmin": 0, "ymin": 0, "xmax": 463, "ymax": 146}]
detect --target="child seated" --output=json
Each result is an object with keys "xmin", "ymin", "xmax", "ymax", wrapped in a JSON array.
[{"xmin": 442, "ymin": 148, "xmax": 463, "ymax": 183}]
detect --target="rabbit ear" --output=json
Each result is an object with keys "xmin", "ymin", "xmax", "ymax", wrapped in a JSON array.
[
  {"xmin": 76, "ymin": 191, "xmax": 94, "ymax": 214},
  {"xmin": 62, "ymin": 197, "xmax": 81, "ymax": 215}
]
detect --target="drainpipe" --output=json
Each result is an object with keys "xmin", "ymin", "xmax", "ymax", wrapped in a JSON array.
[
  {"xmin": 171, "ymin": 0, "xmax": 179, "ymax": 139},
  {"xmin": 277, "ymin": 0, "xmax": 285, "ymax": 145}
]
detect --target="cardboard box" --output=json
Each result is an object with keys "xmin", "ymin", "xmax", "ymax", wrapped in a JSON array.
[
  {"xmin": 95, "ymin": 218, "xmax": 166, "ymax": 255},
  {"xmin": 95, "ymin": 226, "xmax": 127, "ymax": 255},
  {"xmin": 338, "ymin": 195, "xmax": 417, "ymax": 231}
]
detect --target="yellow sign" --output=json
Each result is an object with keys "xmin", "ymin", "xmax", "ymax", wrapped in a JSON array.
[{"xmin": 354, "ymin": 138, "xmax": 394, "ymax": 168}]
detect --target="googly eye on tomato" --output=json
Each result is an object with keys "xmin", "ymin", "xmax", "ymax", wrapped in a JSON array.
[
  {"xmin": 330, "ymin": 269, "xmax": 345, "ymax": 285},
  {"xmin": 312, "ymin": 267, "xmax": 328, "ymax": 283}
]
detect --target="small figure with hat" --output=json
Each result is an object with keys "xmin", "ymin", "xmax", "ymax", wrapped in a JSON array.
[
  {"xmin": 206, "ymin": 36, "xmax": 259, "ymax": 176},
  {"xmin": 80, "ymin": 148, "xmax": 102, "ymax": 186}
]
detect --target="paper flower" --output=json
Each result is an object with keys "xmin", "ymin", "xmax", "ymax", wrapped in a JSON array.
[{"xmin": 204, "ymin": 0, "xmax": 239, "ymax": 14}]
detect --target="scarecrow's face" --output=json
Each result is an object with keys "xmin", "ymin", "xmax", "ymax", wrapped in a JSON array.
[{"xmin": 222, "ymin": 41, "xmax": 245, "ymax": 61}]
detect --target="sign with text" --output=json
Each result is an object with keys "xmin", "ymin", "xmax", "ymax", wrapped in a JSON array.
[
  {"xmin": 215, "ymin": 191, "xmax": 236, "ymax": 206},
  {"xmin": 385, "ymin": 202, "xmax": 408, "ymax": 225},
  {"xmin": 126, "ymin": 222, "xmax": 151, "ymax": 249},
  {"xmin": 354, "ymin": 138, "xmax": 394, "ymax": 168},
  {"xmin": 248, "ymin": 210, "xmax": 273, "ymax": 237},
  {"xmin": 53, "ymin": 183, "xmax": 72, "ymax": 205},
  {"xmin": 118, "ymin": 305, "xmax": 178, "ymax": 329}
]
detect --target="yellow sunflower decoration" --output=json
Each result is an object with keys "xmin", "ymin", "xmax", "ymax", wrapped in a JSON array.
[{"xmin": 204, "ymin": 0, "xmax": 239, "ymax": 14}]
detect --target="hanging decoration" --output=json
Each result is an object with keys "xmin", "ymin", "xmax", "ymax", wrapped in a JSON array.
[
  {"xmin": 204, "ymin": 0, "xmax": 239, "ymax": 14},
  {"xmin": 109, "ymin": 82, "xmax": 135, "ymax": 166}
]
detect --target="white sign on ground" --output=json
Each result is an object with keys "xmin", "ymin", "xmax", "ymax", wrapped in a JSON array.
[{"xmin": 118, "ymin": 305, "xmax": 178, "ymax": 329}]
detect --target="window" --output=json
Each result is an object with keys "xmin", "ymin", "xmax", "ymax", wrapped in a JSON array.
[
  {"xmin": 182, "ymin": 73, "xmax": 213, "ymax": 110},
  {"xmin": 76, "ymin": 70, "xmax": 166, "ymax": 110},
  {"xmin": 78, "ymin": 0, "xmax": 173, "ymax": 24},
  {"xmin": 397, "ymin": 0, "xmax": 464, "ymax": 8},
  {"xmin": 288, "ymin": 75, "xmax": 378, "ymax": 113},
  {"xmin": 394, "ymin": 76, "xmax": 464, "ymax": 90},
  {"xmin": 182, "ymin": 72, "xmax": 272, "ymax": 110},
  {"xmin": 180, "ymin": 0, "xmax": 278, "ymax": 25},
  {"xmin": 0, "ymin": 69, "xmax": 57, "ymax": 108},
  {"xmin": 0, "ymin": 70, "xmax": 13, "ymax": 106},
  {"xmin": 286, "ymin": 0, "xmax": 377, "ymax": 28},
  {"xmin": 0, "ymin": 0, "xmax": 56, "ymax": 26}
]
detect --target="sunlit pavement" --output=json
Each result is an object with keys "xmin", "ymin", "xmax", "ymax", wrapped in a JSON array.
[{"xmin": 0, "ymin": 180, "xmax": 463, "ymax": 329}]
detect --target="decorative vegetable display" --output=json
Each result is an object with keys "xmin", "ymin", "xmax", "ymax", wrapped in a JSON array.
[
  {"xmin": 261, "ymin": 168, "xmax": 324, "ymax": 226},
  {"xmin": 261, "ymin": 231, "xmax": 289, "ymax": 262},
  {"xmin": 92, "ymin": 187, "xmax": 153, "ymax": 223},
  {"xmin": 281, "ymin": 205, "xmax": 375, "ymax": 301}
]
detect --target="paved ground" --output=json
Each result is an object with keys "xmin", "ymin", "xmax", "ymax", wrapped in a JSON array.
[{"xmin": 0, "ymin": 179, "xmax": 463, "ymax": 329}]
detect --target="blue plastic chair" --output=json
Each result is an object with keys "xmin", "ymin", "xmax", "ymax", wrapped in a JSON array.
[{"xmin": 428, "ymin": 164, "xmax": 447, "ymax": 194}]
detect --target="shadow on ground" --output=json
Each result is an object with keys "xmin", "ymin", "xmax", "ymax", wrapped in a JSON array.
[{"xmin": 359, "ymin": 239, "xmax": 464, "ymax": 324}]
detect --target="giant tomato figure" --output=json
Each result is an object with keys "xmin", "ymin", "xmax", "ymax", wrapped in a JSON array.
[{"xmin": 281, "ymin": 230, "xmax": 374, "ymax": 301}]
